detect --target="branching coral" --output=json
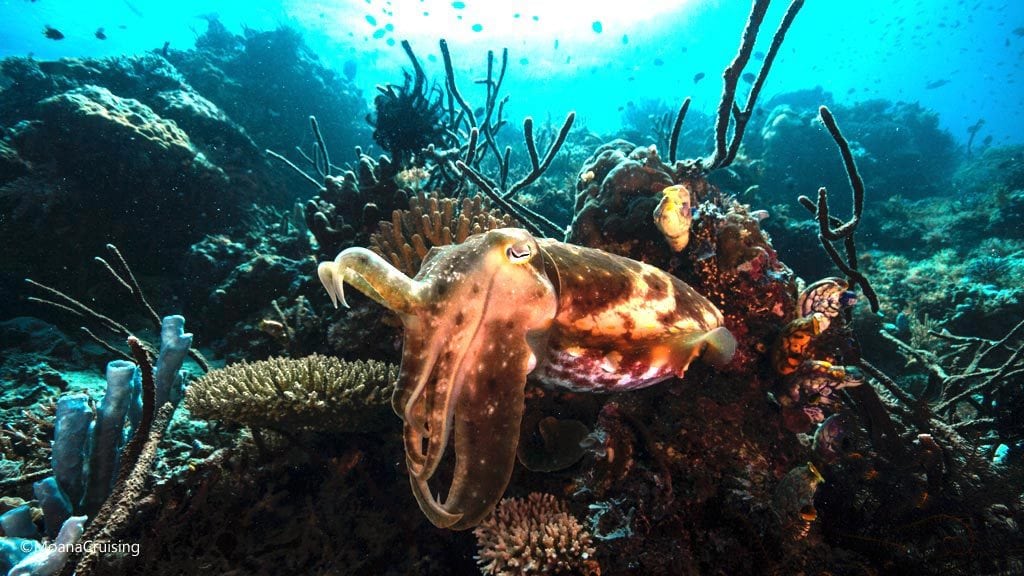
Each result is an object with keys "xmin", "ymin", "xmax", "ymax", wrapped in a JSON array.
[
  {"xmin": 473, "ymin": 493, "xmax": 599, "ymax": 576},
  {"xmin": 702, "ymin": 0, "xmax": 805, "ymax": 171},
  {"xmin": 798, "ymin": 106, "xmax": 880, "ymax": 314},
  {"xmin": 368, "ymin": 191, "xmax": 517, "ymax": 276},
  {"xmin": 25, "ymin": 243, "xmax": 210, "ymax": 371},
  {"xmin": 455, "ymin": 113, "xmax": 574, "ymax": 238},
  {"xmin": 880, "ymin": 318, "xmax": 1024, "ymax": 457},
  {"xmin": 419, "ymin": 38, "xmax": 574, "ymax": 237},
  {"xmin": 185, "ymin": 355, "xmax": 397, "ymax": 432},
  {"xmin": 268, "ymin": 117, "xmax": 408, "ymax": 258}
]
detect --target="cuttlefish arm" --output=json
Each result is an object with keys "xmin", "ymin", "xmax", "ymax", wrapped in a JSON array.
[
  {"xmin": 410, "ymin": 322, "xmax": 545, "ymax": 529},
  {"xmin": 317, "ymin": 247, "xmax": 424, "ymax": 315},
  {"xmin": 319, "ymin": 230, "xmax": 558, "ymax": 530}
]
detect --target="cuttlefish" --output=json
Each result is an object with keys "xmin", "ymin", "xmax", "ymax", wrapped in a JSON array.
[{"xmin": 318, "ymin": 228, "xmax": 735, "ymax": 530}]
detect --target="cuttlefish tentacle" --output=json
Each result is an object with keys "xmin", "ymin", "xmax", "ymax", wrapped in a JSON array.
[
  {"xmin": 410, "ymin": 321, "xmax": 538, "ymax": 529},
  {"xmin": 402, "ymin": 273, "xmax": 498, "ymax": 480},
  {"xmin": 317, "ymin": 247, "xmax": 424, "ymax": 314},
  {"xmin": 395, "ymin": 330, "xmax": 442, "ymax": 474},
  {"xmin": 405, "ymin": 233, "xmax": 556, "ymax": 529},
  {"xmin": 321, "ymin": 230, "xmax": 557, "ymax": 530}
]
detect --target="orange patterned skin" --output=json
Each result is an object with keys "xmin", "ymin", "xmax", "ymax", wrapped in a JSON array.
[{"xmin": 318, "ymin": 228, "xmax": 736, "ymax": 530}]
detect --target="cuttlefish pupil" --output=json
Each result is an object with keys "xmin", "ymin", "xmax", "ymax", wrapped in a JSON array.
[
  {"xmin": 506, "ymin": 242, "xmax": 532, "ymax": 262},
  {"xmin": 318, "ymin": 228, "xmax": 736, "ymax": 530}
]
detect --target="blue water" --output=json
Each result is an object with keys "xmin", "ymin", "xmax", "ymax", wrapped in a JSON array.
[{"xmin": 1, "ymin": 0, "xmax": 1021, "ymax": 145}]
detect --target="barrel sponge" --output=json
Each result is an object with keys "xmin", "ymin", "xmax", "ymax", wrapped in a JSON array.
[{"xmin": 185, "ymin": 355, "xmax": 397, "ymax": 432}]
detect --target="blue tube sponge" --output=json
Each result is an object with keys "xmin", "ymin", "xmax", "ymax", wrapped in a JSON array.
[
  {"xmin": 51, "ymin": 394, "xmax": 94, "ymax": 511},
  {"xmin": 82, "ymin": 359, "xmax": 137, "ymax": 517},
  {"xmin": 154, "ymin": 315, "xmax": 192, "ymax": 408},
  {"xmin": 32, "ymin": 478, "xmax": 71, "ymax": 539},
  {"xmin": 0, "ymin": 537, "xmax": 40, "ymax": 574},
  {"xmin": 127, "ymin": 363, "xmax": 143, "ymax": 437},
  {"xmin": 0, "ymin": 505, "xmax": 37, "ymax": 539},
  {"xmin": 7, "ymin": 515, "xmax": 86, "ymax": 576}
]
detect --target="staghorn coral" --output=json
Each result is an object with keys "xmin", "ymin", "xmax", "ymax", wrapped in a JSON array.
[
  {"xmin": 473, "ymin": 493, "xmax": 599, "ymax": 576},
  {"xmin": 184, "ymin": 355, "xmax": 397, "ymax": 432},
  {"xmin": 369, "ymin": 191, "xmax": 517, "ymax": 277}
]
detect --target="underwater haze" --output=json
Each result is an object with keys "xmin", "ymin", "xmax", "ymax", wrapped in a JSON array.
[
  {"xmin": 2, "ymin": 1, "xmax": 1024, "ymax": 575},
  {"xmin": 2, "ymin": 0, "xmax": 1023, "ymax": 143}
]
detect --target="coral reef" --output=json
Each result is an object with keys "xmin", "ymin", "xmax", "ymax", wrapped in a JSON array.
[
  {"xmin": 756, "ymin": 97, "xmax": 959, "ymax": 205},
  {"xmin": 369, "ymin": 191, "xmax": 517, "ymax": 276},
  {"xmin": 166, "ymin": 21, "xmax": 369, "ymax": 158},
  {"xmin": 473, "ymin": 493, "xmax": 599, "ymax": 576},
  {"xmin": 1, "ymin": 2, "xmax": 1022, "ymax": 575},
  {"xmin": 268, "ymin": 128, "xmax": 409, "ymax": 259},
  {"xmin": 567, "ymin": 140, "xmax": 679, "ymax": 261},
  {"xmin": 185, "ymin": 355, "xmax": 397, "ymax": 432}
]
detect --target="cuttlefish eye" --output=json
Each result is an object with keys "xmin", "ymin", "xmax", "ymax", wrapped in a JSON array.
[{"xmin": 506, "ymin": 241, "xmax": 533, "ymax": 263}]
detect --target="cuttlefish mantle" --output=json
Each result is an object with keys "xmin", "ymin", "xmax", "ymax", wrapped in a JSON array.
[{"xmin": 318, "ymin": 228, "xmax": 735, "ymax": 530}]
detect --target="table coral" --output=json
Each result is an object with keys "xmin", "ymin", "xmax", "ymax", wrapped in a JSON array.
[{"xmin": 185, "ymin": 355, "xmax": 397, "ymax": 432}]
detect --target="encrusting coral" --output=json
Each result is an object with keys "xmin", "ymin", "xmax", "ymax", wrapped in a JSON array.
[
  {"xmin": 369, "ymin": 191, "xmax": 517, "ymax": 277},
  {"xmin": 185, "ymin": 355, "xmax": 397, "ymax": 432},
  {"xmin": 473, "ymin": 492, "xmax": 599, "ymax": 576}
]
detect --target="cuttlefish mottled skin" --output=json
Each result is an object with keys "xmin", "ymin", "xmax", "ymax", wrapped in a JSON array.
[{"xmin": 317, "ymin": 228, "xmax": 736, "ymax": 530}]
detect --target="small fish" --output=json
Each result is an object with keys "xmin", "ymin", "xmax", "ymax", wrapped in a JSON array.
[
  {"xmin": 473, "ymin": 106, "xmax": 484, "ymax": 119},
  {"xmin": 1014, "ymin": 27, "xmax": 1024, "ymax": 36},
  {"xmin": 95, "ymin": 27, "xmax": 107, "ymax": 40},
  {"xmin": 43, "ymin": 26, "xmax": 64, "ymax": 40},
  {"xmin": 753, "ymin": 50, "xmax": 765, "ymax": 61},
  {"xmin": 925, "ymin": 78, "xmax": 950, "ymax": 89},
  {"xmin": 742, "ymin": 72, "xmax": 756, "ymax": 84},
  {"xmin": 653, "ymin": 58, "xmax": 664, "ymax": 66},
  {"xmin": 693, "ymin": 72, "xmax": 705, "ymax": 84},
  {"xmin": 342, "ymin": 59, "xmax": 357, "ymax": 81},
  {"xmin": 123, "ymin": 0, "xmax": 143, "ymax": 17}
]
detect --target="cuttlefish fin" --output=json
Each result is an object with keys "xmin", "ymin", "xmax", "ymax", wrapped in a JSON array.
[
  {"xmin": 317, "ymin": 247, "xmax": 423, "ymax": 314},
  {"xmin": 700, "ymin": 326, "xmax": 737, "ymax": 367},
  {"xmin": 666, "ymin": 326, "xmax": 737, "ymax": 377}
]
